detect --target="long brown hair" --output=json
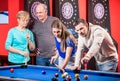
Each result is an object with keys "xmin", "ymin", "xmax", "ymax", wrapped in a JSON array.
[{"xmin": 51, "ymin": 19, "xmax": 77, "ymax": 52}]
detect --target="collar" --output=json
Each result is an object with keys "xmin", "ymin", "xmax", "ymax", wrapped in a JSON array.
[{"xmin": 85, "ymin": 23, "xmax": 92, "ymax": 38}]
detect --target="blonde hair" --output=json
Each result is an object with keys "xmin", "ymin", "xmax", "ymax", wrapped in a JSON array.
[
  {"xmin": 51, "ymin": 19, "xmax": 77, "ymax": 52},
  {"xmin": 16, "ymin": 11, "xmax": 30, "ymax": 20}
]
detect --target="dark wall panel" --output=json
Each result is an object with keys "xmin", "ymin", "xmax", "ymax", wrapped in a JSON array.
[{"xmin": 53, "ymin": 0, "xmax": 79, "ymax": 28}]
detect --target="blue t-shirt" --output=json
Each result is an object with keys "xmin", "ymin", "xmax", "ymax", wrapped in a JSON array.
[
  {"xmin": 5, "ymin": 27, "xmax": 35, "ymax": 63},
  {"xmin": 55, "ymin": 37, "xmax": 76, "ymax": 58}
]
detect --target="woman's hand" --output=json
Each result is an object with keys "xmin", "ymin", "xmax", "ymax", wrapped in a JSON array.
[
  {"xmin": 19, "ymin": 51, "xmax": 29, "ymax": 57},
  {"xmin": 50, "ymin": 49, "xmax": 59, "ymax": 64},
  {"xmin": 50, "ymin": 55, "xmax": 58, "ymax": 64}
]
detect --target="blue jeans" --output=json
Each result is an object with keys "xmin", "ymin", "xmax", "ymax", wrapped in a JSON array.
[
  {"xmin": 36, "ymin": 56, "xmax": 57, "ymax": 67},
  {"xmin": 96, "ymin": 60, "xmax": 118, "ymax": 72}
]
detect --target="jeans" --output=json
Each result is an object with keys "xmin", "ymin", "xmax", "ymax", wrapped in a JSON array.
[
  {"xmin": 96, "ymin": 60, "xmax": 118, "ymax": 72},
  {"xmin": 36, "ymin": 56, "xmax": 57, "ymax": 67}
]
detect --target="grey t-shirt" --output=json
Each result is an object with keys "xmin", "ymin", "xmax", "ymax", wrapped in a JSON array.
[{"xmin": 32, "ymin": 16, "xmax": 58, "ymax": 58}]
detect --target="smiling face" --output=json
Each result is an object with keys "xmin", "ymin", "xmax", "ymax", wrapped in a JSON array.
[
  {"xmin": 75, "ymin": 23, "xmax": 88, "ymax": 37},
  {"xmin": 35, "ymin": 4, "xmax": 48, "ymax": 22}
]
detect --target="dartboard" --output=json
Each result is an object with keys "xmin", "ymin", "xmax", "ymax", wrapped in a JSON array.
[
  {"xmin": 94, "ymin": 3, "xmax": 105, "ymax": 19},
  {"xmin": 58, "ymin": 0, "xmax": 79, "ymax": 28},
  {"xmin": 88, "ymin": 0, "xmax": 111, "ymax": 33},
  {"xmin": 24, "ymin": 0, "xmax": 50, "ymax": 20},
  {"xmin": 92, "ymin": 0, "xmax": 109, "ymax": 24},
  {"xmin": 31, "ymin": 1, "xmax": 40, "ymax": 19},
  {"xmin": 62, "ymin": 2, "xmax": 73, "ymax": 19}
]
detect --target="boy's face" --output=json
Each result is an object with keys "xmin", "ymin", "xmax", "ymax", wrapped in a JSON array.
[{"xmin": 75, "ymin": 23, "xmax": 88, "ymax": 37}]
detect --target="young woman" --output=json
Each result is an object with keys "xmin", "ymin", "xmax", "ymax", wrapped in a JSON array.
[
  {"xmin": 5, "ymin": 11, "xmax": 35, "ymax": 65},
  {"xmin": 50, "ymin": 19, "xmax": 77, "ymax": 71}
]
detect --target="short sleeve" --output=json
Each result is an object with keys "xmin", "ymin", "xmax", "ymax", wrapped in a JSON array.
[{"xmin": 66, "ymin": 37, "xmax": 75, "ymax": 47}]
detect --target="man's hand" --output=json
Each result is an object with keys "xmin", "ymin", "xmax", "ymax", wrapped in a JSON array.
[
  {"xmin": 34, "ymin": 48, "xmax": 40, "ymax": 55},
  {"xmin": 71, "ymin": 66, "xmax": 81, "ymax": 70},
  {"xmin": 81, "ymin": 56, "xmax": 89, "ymax": 64}
]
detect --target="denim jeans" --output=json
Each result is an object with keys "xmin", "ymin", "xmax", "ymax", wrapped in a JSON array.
[
  {"xmin": 96, "ymin": 60, "xmax": 118, "ymax": 72},
  {"xmin": 36, "ymin": 56, "xmax": 57, "ymax": 67}
]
